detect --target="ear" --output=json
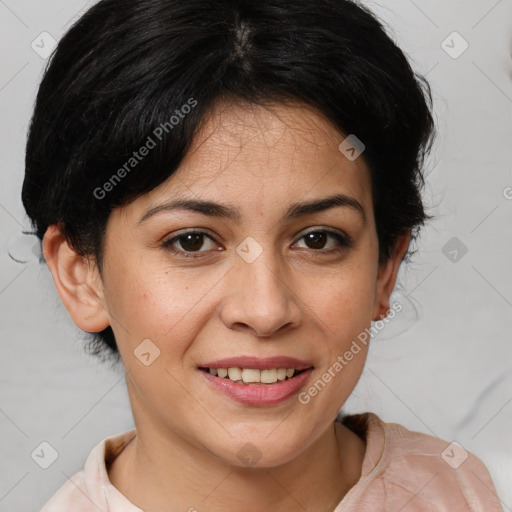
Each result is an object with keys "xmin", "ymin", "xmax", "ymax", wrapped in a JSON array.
[
  {"xmin": 42, "ymin": 224, "xmax": 110, "ymax": 332},
  {"xmin": 372, "ymin": 231, "xmax": 411, "ymax": 321}
]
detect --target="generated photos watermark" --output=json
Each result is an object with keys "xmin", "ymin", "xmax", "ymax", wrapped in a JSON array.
[
  {"xmin": 298, "ymin": 300, "xmax": 402, "ymax": 405},
  {"xmin": 93, "ymin": 97, "xmax": 198, "ymax": 200}
]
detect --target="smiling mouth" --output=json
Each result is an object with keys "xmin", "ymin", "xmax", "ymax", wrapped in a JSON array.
[{"xmin": 198, "ymin": 367, "xmax": 310, "ymax": 385}]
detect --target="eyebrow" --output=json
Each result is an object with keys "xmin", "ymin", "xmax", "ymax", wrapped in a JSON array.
[{"xmin": 138, "ymin": 193, "xmax": 366, "ymax": 226}]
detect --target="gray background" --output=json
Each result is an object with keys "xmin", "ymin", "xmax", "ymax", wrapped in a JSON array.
[{"xmin": 1, "ymin": 0, "xmax": 511, "ymax": 510}]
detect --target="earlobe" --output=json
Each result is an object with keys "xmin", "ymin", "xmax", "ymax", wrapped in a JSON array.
[
  {"xmin": 42, "ymin": 225, "xmax": 110, "ymax": 333},
  {"xmin": 372, "ymin": 232, "xmax": 411, "ymax": 321}
]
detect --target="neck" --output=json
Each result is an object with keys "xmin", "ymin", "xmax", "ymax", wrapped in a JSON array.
[
  {"xmin": 109, "ymin": 415, "xmax": 365, "ymax": 512},
  {"xmin": 108, "ymin": 376, "xmax": 366, "ymax": 512}
]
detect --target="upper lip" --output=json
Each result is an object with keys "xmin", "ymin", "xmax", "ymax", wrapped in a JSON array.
[{"xmin": 199, "ymin": 356, "xmax": 314, "ymax": 371}]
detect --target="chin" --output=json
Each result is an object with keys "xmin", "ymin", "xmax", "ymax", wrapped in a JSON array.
[{"xmin": 205, "ymin": 430, "xmax": 307, "ymax": 470}]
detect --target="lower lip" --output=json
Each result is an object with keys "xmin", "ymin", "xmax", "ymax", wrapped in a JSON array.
[{"xmin": 199, "ymin": 368, "xmax": 314, "ymax": 406}]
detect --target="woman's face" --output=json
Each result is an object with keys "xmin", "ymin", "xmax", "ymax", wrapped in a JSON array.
[{"xmin": 71, "ymin": 102, "xmax": 400, "ymax": 467}]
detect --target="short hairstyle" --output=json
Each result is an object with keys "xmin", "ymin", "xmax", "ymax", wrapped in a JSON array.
[{"xmin": 22, "ymin": 0, "xmax": 435, "ymax": 360}]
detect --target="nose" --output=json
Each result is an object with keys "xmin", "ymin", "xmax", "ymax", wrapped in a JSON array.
[{"xmin": 219, "ymin": 248, "xmax": 302, "ymax": 338}]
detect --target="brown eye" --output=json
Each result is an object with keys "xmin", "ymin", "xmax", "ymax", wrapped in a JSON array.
[
  {"xmin": 303, "ymin": 231, "xmax": 328, "ymax": 250},
  {"xmin": 296, "ymin": 229, "xmax": 352, "ymax": 252},
  {"xmin": 177, "ymin": 233, "xmax": 206, "ymax": 252},
  {"xmin": 163, "ymin": 230, "xmax": 219, "ymax": 258}
]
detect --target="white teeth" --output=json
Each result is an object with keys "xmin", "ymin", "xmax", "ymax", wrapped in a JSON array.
[
  {"xmin": 227, "ymin": 367, "xmax": 242, "ymax": 381},
  {"xmin": 206, "ymin": 367, "xmax": 300, "ymax": 384},
  {"xmin": 260, "ymin": 369, "xmax": 278, "ymax": 384},
  {"xmin": 241, "ymin": 368, "xmax": 260, "ymax": 383}
]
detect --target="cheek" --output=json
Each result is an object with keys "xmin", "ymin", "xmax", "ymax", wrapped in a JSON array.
[
  {"xmin": 299, "ymin": 275, "xmax": 373, "ymax": 420},
  {"xmin": 103, "ymin": 259, "xmax": 225, "ymax": 357},
  {"xmin": 300, "ymin": 255, "xmax": 376, "ymax": 406},
  {"xmin": 307, "ymin": 261, "xmax": 377, "ymax": 340}
]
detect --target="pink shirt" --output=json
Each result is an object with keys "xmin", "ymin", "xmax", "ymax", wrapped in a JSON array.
[{"xmin": 40, "ymin": 412, "xmax": 502, "ymax": 511}]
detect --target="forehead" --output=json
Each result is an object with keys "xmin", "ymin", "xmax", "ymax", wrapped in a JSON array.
[{"xmin": 134, "ymin": 101, "xmax": 373, "ymax": 218}]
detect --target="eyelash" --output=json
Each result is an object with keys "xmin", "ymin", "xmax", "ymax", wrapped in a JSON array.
[{"xmin": 162, "ymin": 228, "xmax": 352, "ymax": 259}]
